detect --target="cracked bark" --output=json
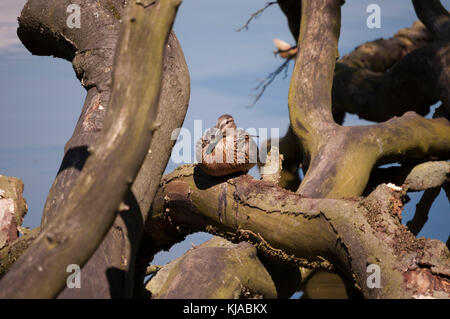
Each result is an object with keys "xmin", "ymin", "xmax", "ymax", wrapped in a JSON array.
[{"xmin": 146, "ymin": 165, "xmax": 450, "ymax": 298}]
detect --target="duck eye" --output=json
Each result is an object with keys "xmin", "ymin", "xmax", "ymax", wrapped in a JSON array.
[{"xmin": 226, "ymin": 120, "xmax": 230, "ymax": 124}]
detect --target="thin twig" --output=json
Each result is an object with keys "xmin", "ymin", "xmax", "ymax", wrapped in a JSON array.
[
  {"xmin": 237, "ymin": 1, "xmax": 278, "ymax": 32},
  {"xmin": 247, "ymin": 59, "xmax": 291, "ymax": 108}
]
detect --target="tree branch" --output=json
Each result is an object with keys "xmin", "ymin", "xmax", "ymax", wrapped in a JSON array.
[
  {"xmin": 412, "ymin": 0, "xmax": 450, "ymax": 37},
  {"xmin": 237, "ymin": 1, "xmax": 278, "ymax": 32},
  {"xmin": 333, "ymin": 27, "xmax": 443, "ymax": 122},
  {"xmin": 0, "ymin": 0, "xmax": 182, "ymax": 298},
  {"xmin": 273, "ymin": 20, "xmax": 435, "ymax": 187},
  {"xmin": 146, "ymin": 236, "xmax": 277, "ymax": 298},
  {"xmin": 407, "ymin": 187, "xmax": 441, "ymax": 236},
  {"xmin": 278, "ymin": 2, "xmax": 447, "ymax": 123},
  {"xmin": 277, "ymin": 0, "xmax": 302, "ymax": 42},
  {"xmin": 16, "ymin": 0, "xmax": 190, "ymax": 298},
  {"xmin": 404, "ymin": 161, "xmax": 450, "ymax": 191},
  {"xmin": 364, "ymin": 161, "xmax": 450, "ymax": 196},
  {"xmin": 288, "ymin": 0, "xmax": 341, "ymax": 152},
  {"xmin": 280, "ymin": 0, "xmax": 450, "ymax": 199},
  {"xmin": 147, "ymin": 165, "xmax": 450, "ymax": 298}
]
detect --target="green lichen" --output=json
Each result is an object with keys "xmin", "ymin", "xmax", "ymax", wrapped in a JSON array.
[{"xmin": 100, "ymin": 0, "xmax": 122, "ymax": 20}]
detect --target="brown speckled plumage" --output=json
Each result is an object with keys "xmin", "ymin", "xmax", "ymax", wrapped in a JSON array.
[{"xmin": 197, "ymin": 115, "xmax": 258, "ymax": 176}]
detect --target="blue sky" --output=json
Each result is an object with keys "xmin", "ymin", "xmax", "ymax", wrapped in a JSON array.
[{"xmin": 0, "ymin": 1, "xmax": 448, "ymax": 266}]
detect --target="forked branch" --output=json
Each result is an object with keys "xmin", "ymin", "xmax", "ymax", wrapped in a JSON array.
[
  {"xmin": 0, "ymin": 0, "xmax": 182, "ymax": 298},
  {"xmin": 146, "ymin": 165, "xmax": 450, "ymax": 298}
]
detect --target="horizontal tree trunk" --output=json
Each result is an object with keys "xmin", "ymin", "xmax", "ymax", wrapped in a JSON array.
[{"xmin": 146, "ymin": 165, "xmax": 450, "ymax": 298}]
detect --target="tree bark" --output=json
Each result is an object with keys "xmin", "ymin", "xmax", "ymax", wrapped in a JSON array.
[
  {"xmin": 143, "ymin": 0, "xmax": 450, "ymax": 299},
  {"xmin": 3, "ymin": 0, "xmax": 449, "ymax": 299},
  {"xmin": 15, "ymin": 0, "xmax": 190, "ymax": 298},
  {"xmin": 0, "ymin": 175, "xmax": 27, "ymax": 249},
  {"xmin": 0, "ymin": 0, "xmax": 182, "ymax": 298},
  {"xmin": 0, "ymin": 175, "xmax": 33, "ymax": 279},
  {"xmin": 146, "ymin": 236, "xmax": 278, "ymax": 299},
  {"xmin": 146, "ymin": 165, "xmax": 450, "ymax": 298},
  {"xmin": 286, "ymin": 0, "xmax": 450, "ymax": 199}
]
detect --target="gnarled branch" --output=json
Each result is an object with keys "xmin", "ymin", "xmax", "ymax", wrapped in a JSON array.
[
  {"xmin": 15, "ymin": 0, "xmax": 190, "ymax": 298},
  {"xmin": 412, "ymin": 0, "xmax": 450, "ymax": 37},
  {"xmin": 146, "ymin": 165, "xmax": 450, "ymax": 298},
  {"xmin": 0, "ymin": 0, "xmax": 182, "ymax": 298}
]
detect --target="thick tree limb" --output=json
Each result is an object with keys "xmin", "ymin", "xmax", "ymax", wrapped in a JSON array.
[
  {"xmin": 147, "ymin": 165, "xmax": 450, "ymax": 298},
  {"xmin": 16, "ymin": 0, "xmax": 190, "ymax": 298},
  {"xmin": 146, "ymin": 236, "xmax": 277, "ymax": 299},
  {"xmin": 404, "ymin": 161, "xmax": 450, "ymax": 191},
  {"xmin": 412, "ymin": 0, "xmax": 450, "ymax": 38},
  {"xmin": 278, "ymin": 1, "xmax": 449, "ymax": 122},
  {"xmin": 267, "ymin": 11, "xmax": 445, "ymax": 192},
  {"xmin": 0, "ymin": 0, "xmax": 182, "ymax": 298},
  {"xmin": 285, "ymin": 0, "xmax": 450, "ymax": 199},
  {"xmin": 273, "ymin": 20, "xmax": 437, "ymax": 187},
  {"xmin": 334, "ymin": 32, "xmax": 445, "ymax": 122},
  {"xmin": 365, "ymin": 161, "xmax": 450, "ymax": 195},
  {"xmin": 288, "ymin": 0, "xmax": 340, "ymax": 152},
  {"xmin": 297, "ymin": 109, "xmax": 450, "ymax": 200},
  {"xmin": 277, "ymin": 0, "xmax": 301, "ymax": 42}
]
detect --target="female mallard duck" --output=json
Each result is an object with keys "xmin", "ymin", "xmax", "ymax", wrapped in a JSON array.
[{"xmin": 196, "ymin": 114, "xmax": 258, "ymax": 176}]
